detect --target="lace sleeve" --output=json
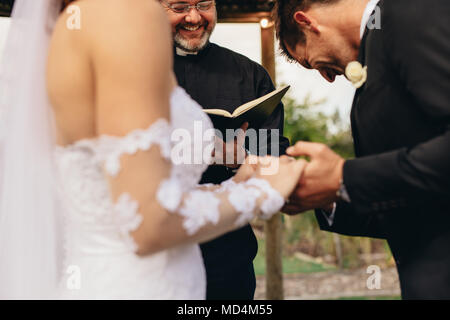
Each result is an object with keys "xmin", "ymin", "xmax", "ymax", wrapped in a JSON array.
[
  {"xmin": 99, "ymin": 118, "xmax": 286, "ymax": 248},
  {"xmin": 100, "ymin": 102, "xmax": 285, "ymax": 251},
  {"xmin": 215, "ymin": 178, "xmax": 285, "ymax": 226},
  {"xmin": 158, "ymin": 176, "xmax": 285, "ymax": 235},
  {"xmin": 101, "ymin": 119, "xmax": 172, "ymax": 177}
]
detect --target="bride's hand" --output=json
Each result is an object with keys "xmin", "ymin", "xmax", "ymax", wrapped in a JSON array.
[
  {"xmin": 232, "ymin": 154, "xmax": 259, "ymax": 183},
  {"xmin": 252, "ymin": 155, "xmax": 307, "ymax": 200}
]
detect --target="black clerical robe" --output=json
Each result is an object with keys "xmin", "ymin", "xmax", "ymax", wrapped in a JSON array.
[{"xmin": 174, "ymin": 42, "xmax": 290, "ymax": 300}]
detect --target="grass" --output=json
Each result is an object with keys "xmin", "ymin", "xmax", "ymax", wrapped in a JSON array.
[{"xmin": 253, "ymin": 239, "xmax": 335, "ymax": 276}]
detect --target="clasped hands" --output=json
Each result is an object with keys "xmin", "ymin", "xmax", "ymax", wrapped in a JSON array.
[
  {"xmin": 226, "ymin": 140, "xmax": 345, "ymax": 213},
  {"xmin": 211, "ymin": 122, "xmax": 345, "ymax": 213},
  {"xmin": 282, "ymin": 141, "xmax": 345, "ymax": 214},
  {"xmin": 235, "ymin": 141, "xmax": 345, "ymax": 213}
]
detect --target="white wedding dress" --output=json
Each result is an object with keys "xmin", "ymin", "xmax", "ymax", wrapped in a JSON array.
[
  {"xmin": 0, "ymin": 0, "xmax": 286, "ymax": 299},
  {"xmin": 55, "ymin": 87, "xmax": 213, "ymax": 299}
]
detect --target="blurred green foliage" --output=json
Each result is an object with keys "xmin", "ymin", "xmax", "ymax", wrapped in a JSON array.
[{"xmin": 283, "ymin": 94, "xmax": 354, "ymax": 159}]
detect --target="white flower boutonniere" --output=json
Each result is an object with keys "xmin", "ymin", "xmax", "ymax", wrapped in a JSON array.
[{"xmin": 345, "ymin": 61, "xmax": 367, "ymax": 89}]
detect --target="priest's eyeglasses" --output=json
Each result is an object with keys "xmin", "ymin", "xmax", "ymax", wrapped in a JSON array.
[{"xmin": 162, "ymin": 1, "xmax": 215, "ymax": 14}]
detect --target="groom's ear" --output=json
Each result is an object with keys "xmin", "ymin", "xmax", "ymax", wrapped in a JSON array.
[{"xmin": 293, "ymin": 11, "xmax": 320, "ymax": 35}]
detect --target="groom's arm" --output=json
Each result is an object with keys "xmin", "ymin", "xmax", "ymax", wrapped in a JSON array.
[
  {"xmin": 314, "ymin": 202, "xmax": 387, "ymax": 239},
  {"xmin": 342, "ymin": 2, "xmax": 450, "ymax": 215}
]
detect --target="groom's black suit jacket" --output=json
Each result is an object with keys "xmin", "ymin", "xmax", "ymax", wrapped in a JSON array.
[{"xmin": 316, "ymin": 0, "xmax": 450, "ymax": 299}]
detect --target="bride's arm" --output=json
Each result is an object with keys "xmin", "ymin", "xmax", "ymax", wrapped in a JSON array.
[{"xmin": 88, "ymin": 1, "xmax": 304, "ymax": 255}]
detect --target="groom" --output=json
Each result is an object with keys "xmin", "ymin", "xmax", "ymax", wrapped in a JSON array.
[{"xmin": 275, "ymin": 0, "xmax": 450, "ymax": 299}]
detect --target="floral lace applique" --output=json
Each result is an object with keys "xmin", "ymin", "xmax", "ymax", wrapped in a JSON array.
[
  {"xmin": 156, "ymin": 173, "xmax": 184, "ymax": 212},
  {"xmin": 245, "ymin": 178, "xmax": 285, "ymax": 219},
  {"xmin": 220, "ymin": 178, "xmax": 285, "ymax": 226},
  {"xmin": 198, "ymin": 177, "xmax": 285, "ymax": 228},
  {"xmin": 179, "ymin": 190, "xmax": 221, "ymax": 235},
  {"xmin": 228, "ymin": 184, "xmax": 262, "ymax": 227},
  {"xmin": 102, "ymin": 119, "xmax": 172, "ymax": 177},
  {"xmin": 112, "ymin": 193, "xmax": 143, "ymax": 252}
]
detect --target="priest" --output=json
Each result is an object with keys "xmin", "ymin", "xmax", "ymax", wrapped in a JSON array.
[{"xmin": 160, "ymin": 0, "xmax": 290, "ymax": 299}]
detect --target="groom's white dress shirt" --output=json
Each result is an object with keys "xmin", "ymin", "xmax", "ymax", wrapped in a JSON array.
[{"xmin": 360, "ymin": 0, "xmax": 381, "ymax": 39}]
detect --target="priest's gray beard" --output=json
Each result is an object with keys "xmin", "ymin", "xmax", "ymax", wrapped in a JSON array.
[{"xmin": 174, "ymin": 30, "xmax": 212, "ymax": 53}]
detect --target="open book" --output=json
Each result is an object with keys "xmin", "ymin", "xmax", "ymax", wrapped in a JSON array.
[{"xmin": 204, "ymin": 85, "xmax": 290, "ymax": 133}]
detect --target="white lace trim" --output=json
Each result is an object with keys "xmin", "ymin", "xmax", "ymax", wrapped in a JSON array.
[
  {"xmin": 156, "ymin": 176, "xmax": 184, "ymax": 213},
  {"xmin": 199, "ymin": 183, "xmax": 216, "ymax": 189},
  {"xmin": 179, "ymin": 190, "xmax": 221, "ymax": 235},
  {"xmin": 246, "ymin": 178, "xmax": 285, "ymax": 219},
  {"xmin": 102, "ymin": 119, "xmax": 172, "ymax": 177},
  {"xmin": 112, "ymin": 193, "xmax": 144, "ymax": 252},
  {"xmin": 228, "ymin": 184, "xmax": 262, "ymax": 227},
  {"xmin": 215, "ymin": 177, "xmax": 285, "ymax": 226},
  {"xmin": 217, "ymin": 178, "xmax": 238, "ymax": 192}
]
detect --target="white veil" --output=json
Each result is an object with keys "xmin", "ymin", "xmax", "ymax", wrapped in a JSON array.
[{"xmin": 0, "ymin": 0, "xmax": 64, "ymax": 299}]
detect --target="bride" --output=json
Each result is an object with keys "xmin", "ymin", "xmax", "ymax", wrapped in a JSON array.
[{"xmin": 0, "ymin": 0, "xmax": 306, "ymax": 299}]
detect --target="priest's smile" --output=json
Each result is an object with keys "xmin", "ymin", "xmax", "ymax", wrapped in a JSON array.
[
  {"xmin": 179, "ymin": 24, "xmax": 206, "ymax": 36},
  {"xmin": 163, "ymin": 0, "xmax": 218, "ymax": 52}
]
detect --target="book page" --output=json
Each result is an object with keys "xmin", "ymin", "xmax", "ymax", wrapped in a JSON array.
[
  {"xmin": 204, "ymin": 109, "xmax": 233, "ymax": 118},
  {"xmin": 232, "ymin": 85, "xmax": 290, "ymax": 117}
]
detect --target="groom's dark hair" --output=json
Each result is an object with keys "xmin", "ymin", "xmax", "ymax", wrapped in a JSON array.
[{"xmin": 274, "ymin": 0, "xmax": 340, "ymax": 62}]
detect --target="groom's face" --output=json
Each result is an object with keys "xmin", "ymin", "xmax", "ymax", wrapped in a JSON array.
[
  {"xmin": 285, "ymin": 10, "xmax": 359, "ymax": 83},
  {"xmin": 286, "ymin": 32, "xmax": 357, "ymax": 83},
  {"xmin": 162, "ymin": 0, "xmax": 217, "ymax": 52}
]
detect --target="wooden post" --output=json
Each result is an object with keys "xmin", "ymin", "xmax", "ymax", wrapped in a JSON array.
[
  {"xmin": 261, "ymin": 19, "xmax": 284, "ymax": 300},
  {"xmin": 333, "ymin": 233, "xmax": 344, "ymax": 269}
]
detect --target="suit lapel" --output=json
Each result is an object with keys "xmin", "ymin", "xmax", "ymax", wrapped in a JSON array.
[{"xmin": 350, "ymin": 29, "xmax": 369, "ymax": 157}]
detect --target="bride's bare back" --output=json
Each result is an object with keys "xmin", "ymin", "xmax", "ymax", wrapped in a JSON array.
[
  {"xmin": 47, "ymin": 0, "xmax": 175, "ymax": 146},
  {"xmin": 47, "ymin": 0, "xmax": 192, "ymax": 255}
]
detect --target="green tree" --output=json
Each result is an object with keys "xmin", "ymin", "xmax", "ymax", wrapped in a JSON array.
[{"xmin": 283, "ymin": 94, "xmax": 354, "ymax": 158}]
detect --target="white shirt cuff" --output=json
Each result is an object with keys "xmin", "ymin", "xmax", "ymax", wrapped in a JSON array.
[{"xmin": 321, "ymin": 202, "xmax": 337, "ymax": 227}]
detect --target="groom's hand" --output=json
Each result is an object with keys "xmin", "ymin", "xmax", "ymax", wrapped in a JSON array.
[{"xmin": 281, "ymin": 141, "xmax": 345, "ymax": 214}]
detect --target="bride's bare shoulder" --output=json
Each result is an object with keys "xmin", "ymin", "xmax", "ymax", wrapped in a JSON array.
[
  {"xmin": 48, "ymin": 0, "xmax": 173, "ymax": 143},
  {"xmin": 54, "ymin": 0, "xmax": 170, "ymax": 49}
]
